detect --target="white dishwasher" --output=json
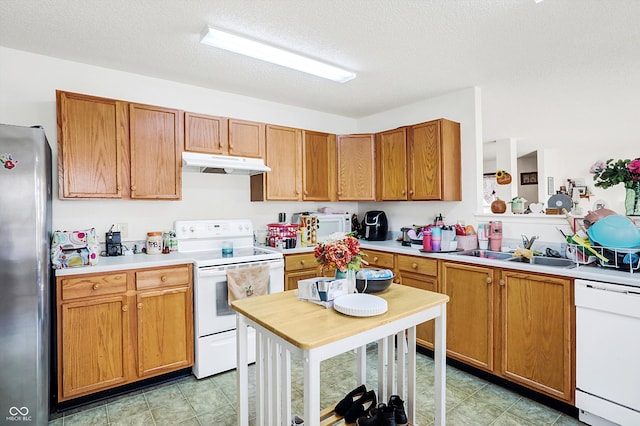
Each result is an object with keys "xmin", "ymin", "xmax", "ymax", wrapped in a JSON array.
[{"xmin": 575, "ymin": 279, "xmax": 640, "ymax": 426}]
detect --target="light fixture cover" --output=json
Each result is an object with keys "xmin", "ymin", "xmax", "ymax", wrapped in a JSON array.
[{"xmin": 200, "ymin": 26, "xmax": 355, "ymax": 83}]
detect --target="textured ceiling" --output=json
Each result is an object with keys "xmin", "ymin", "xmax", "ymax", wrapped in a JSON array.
[{"xmin": 1, "ymin": 0, "xmax": 640, "ymax": 156}]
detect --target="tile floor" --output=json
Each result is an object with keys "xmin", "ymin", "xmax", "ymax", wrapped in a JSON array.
[{"xmin": 49, "ymin": 347, "xmax": 585, "ymax": 426}]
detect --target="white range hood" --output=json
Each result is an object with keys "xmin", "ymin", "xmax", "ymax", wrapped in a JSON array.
[{"xmin": 182, "ymin": 152, "xmax": 270, "ymax": 175}]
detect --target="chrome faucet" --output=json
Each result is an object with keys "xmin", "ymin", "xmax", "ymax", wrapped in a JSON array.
[{"xmin": 521, "ymin": 235, "xmax": 538, "ymax": 250}]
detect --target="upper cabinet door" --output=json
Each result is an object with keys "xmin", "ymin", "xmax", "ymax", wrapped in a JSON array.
[
  {"xmin": 57, "ymin": 91, "xmax": 126, "ymax": 199},
  {"xmin": 302, "ymin": 130, "xmax": 336, "ymax": 201},
  {"xmin": 228, "ymin": 119, "xmax": 265, "ymax": 158},
  {"xmin": 377, "ymin": 127, "xmax": 408, "ymax": 201},
  {"xmin": 184, "ymin": 112, "xmax": 229, "ymax": 155},
  {"xmin": 129, "ymin": 103, "xmax": 183, "ymax": 200},
  {"xmin": 336, "ymin": 134, "xmax": 376, "ymax": 201},
  {"xmin": 264, "ymin": 125, "xmax": 302, "ymax": 201},
  {"xmin": 409, "ymin": 119, "xmax": 461, "ymax": 201}
]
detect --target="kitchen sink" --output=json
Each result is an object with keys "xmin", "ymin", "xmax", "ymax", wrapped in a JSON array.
[
  {"xmin": 456, "ymin": 250, "xmax": 515, "ymax": 260},
  {"xmin": 506, "ymin": 256, "xmax": 576, "ymax": 268}
]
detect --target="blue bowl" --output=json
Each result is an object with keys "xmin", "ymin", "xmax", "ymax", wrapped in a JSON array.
[{"xmin": 587, "ymin": 215, "xmax": 640, "ymax": 248}]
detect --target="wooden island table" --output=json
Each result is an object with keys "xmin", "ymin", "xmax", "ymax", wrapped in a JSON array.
[{"xmin": 231, "ymin": 284, "xmax": 449, "ymax": 426}]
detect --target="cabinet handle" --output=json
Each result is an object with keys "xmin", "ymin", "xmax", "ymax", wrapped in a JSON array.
[
  {"xmin": 500, "ymin": 279, "xmax": 506, "ymax": 286},
  {"xmin": 131, "ymin": 185, "xmax": 136, "ymax": 191},
  {"xmin": 300, "ymin": 260, "xmax": 305, "ymax": 265},
  {"xmin": 409, "ymin": 190, "xmax": 414, "ymax": 195},
  {"xmin": 218, "ymin": 142, "xmax": 224, "ymax": 150},
  {"xmin": 117, "ymin": 184, "xmax": 122, "ymax": 191},
  {"xmin": 137, "ymin": 303, "xmax": 143, "ymax": 310},
  {"xmin": 486, "ymin": 277, "xmax": 493, "ymax": 284},
  {"xmin": 92, "ymin": 283, "xmax": 100, "ymax": 290},
  {"xmin": 161, "ymin": 275, "xmax": 167, "ymax": 282},
  {"xmin": 122, "ymin": 305, "xmax": 128, "ymax": 312},
  {"xmin": 373, "ymin": 256, "xmax": 379, "ymax": 262},
  {"xmin": 402, "ymin": 190, "xmax": 406, "ymax": 195},
  {"xmin": 411, "ymin": 262, "xmax": 418, "ymax": 269}
]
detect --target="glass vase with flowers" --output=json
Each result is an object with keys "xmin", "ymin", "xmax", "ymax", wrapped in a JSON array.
[
  {"xmin": 590, "ymin": 158, "xmax": 640, "ymax": 216},
  {"xmin": 313, "ymin": 233, "xmax": 367, "ymax": 293}
]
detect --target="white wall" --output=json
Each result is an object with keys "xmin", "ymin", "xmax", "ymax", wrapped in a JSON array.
[{"xmin": 1, "ymin": 47, "xmax": 480, "ymax": 243}]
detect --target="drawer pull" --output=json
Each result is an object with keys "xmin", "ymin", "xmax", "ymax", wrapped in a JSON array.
[
  {"xmin": 122, "ymin": 305, "xmax": 128, "ymax": 312},
  {"xmin": 300, "ymin": 260, "xmax": 305, "ymax": 265},
  {"xmin": 92, "ymin": 284, "xmax": 100, "ymax": 290},
  {"xmin": 500, "ymin": 279, "xmax": 506, "ymax": 286},
  {"xmin": 373, "ymin": 256, "xmax": 379, "ymax": 262},
  {"xmin": 486, "ymin": 277, "xmax": 493, "ymax": 284},
  {"xmin": 161, "ymin": 275, "xmax": 167, "ymax": 282},
  {"xmin": 137, "ymin": 303, "xmax": 143, "ymax": 310},
  {"xmin": 412, "ymin": 262, "xmax": 418, "ymax": 269}
]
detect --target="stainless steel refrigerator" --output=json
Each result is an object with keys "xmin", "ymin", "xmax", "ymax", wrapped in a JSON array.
[{"xmin": 0, "ymin": 124, "xmax": 51, "ymax": 425}]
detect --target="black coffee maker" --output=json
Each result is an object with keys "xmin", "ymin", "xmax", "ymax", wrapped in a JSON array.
[{"xmin": 362, "ymin": 211, "xmax": 388, "ymax": 241}]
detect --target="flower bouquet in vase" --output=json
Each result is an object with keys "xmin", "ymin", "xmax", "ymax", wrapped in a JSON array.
[
  {"xmin": 314, "ymin": 233, "xmax": 367, "ymax": 293},
  {"xmin": 591, "ymin": 158, "xmax": 640, "ymax": 216}
]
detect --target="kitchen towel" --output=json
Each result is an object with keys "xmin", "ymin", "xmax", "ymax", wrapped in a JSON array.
[{"xmin": 227, "ymin": 264, "xmax": 270, "ymax": 304}]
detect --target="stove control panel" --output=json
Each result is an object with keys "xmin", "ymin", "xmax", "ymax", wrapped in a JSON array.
[{"xmin": 175, "ymin": 219, "xmax": 253, "ymax": 239}]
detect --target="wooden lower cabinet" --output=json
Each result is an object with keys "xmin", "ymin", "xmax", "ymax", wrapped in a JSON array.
[
  {"xmin": 59, "ymin": 294, "xmax": 130, "ymax": 400},
  {"xmin": 56, "ymin": 264, "xmax": 193, "ymax": 402},
  {"xmin": 396, "ymin": 254, "xmax": 438, "ymax": 350},
  {"xmin": 499, "ymin": 270, "xmax": 574, "ymax": 402},
  {"xmin": 440, "ymin": 261, "xmax": 574, "ymax": 403},
  {"xmin": 440, "ymin": 262, "xmax": 496, "ymax": 371}
]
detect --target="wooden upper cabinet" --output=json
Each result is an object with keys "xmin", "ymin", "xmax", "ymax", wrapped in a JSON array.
[
  {"xmin": 409, "ymin": 119, "xmax": 461, "ymax": 201},
  {"xmin": 302, "ymin": 130, "xmax": 336, "ymax": 201},
  {"xmin": 256, "ymin": 124, "xmax": 301, "ymax": 201},
  {"xmin": 184, "ymin": 112, "xmax": 229, "ymax": 155},
  {"xmin": 57, "ymin": 91, "xmax": 126, "ymax": 199},
  {"xmin": 228, "ymin": 119, "xmax": 265, "ymax": 158},
  {"xmin": 336, "ymin": 134, "xmax": 376, "ymax": 201},
  {"xmin": 129, "ymin": 103, "xmax": 183, "ymax": 199},
  {"xmin": 376, "ymin": 127, "xmax": 409, "ymax": 201}
]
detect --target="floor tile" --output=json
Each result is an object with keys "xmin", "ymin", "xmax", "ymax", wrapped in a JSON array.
[
  {"xmin": 63, "ymin": 405, "xmax": 109, "ymax": 426},
  {"xmin": 49, "ymin": 350, "xmax": 583, "ymax": 426}
]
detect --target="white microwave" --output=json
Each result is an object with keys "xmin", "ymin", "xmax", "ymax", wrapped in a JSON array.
[{"xmin": 292, "ymin": 213, "xmax": 352, "ymax": 240}]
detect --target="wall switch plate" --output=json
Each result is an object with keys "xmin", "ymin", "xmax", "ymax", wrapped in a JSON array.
[{"xmin": 117, "ymin": 223, "xmax": 128, "ymax": 239}]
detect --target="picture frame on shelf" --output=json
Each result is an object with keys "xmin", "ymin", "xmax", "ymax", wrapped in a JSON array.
[
  {"xmin": 521, "ymin": 172, "xmax": 538, "ymax": 185},
  {"xmin": 573, "ymin": 185, "xmax": 588, "ymax": 198}
]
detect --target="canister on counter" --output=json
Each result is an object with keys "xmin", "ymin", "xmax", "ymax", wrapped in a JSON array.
[{"xmin": 146, "ymin": 231, "xmax": 163, "ymax": 255}]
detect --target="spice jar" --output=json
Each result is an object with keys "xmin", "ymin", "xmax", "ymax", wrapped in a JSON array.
[{"xmin": 146, "ymin": 232, "xmax": 162, "ymax": 255}]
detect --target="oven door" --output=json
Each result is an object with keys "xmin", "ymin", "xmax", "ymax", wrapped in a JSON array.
[{"xmin": 195, "ymin": 259, "xmax": 284, "ymax": 338}]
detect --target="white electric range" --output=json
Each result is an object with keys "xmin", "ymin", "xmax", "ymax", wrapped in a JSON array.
[{"xmin": 175, "ymin": 219, "xmax": 284, "ymax": 378}]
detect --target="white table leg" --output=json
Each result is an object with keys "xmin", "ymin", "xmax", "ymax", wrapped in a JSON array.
[
  {"xmin": 407, "ymin": 326, "xmax": 416, "ymax": 425},
  {"xmin": 256, "ymin": 332, "xmax": 267, "ymax": 426},
  {"xmin": 236, "ymin": 314, "xmax": 249, "ymax": 426},
  {"xmin": 434, "ymin": 306, "xmax": 447, "ymax": 426},
  {"xmin": 386, "ymin": 334, "xmax": 395, "ymax": 400},
  {"xmin": 356, "ymin": 346, "xmax": 367, "ymax": 386},
  {"xmin": 282, "ymin": 349, "xmax": 291, "ymax": 426},
  {"xmin": 396, "ymin": 330, "xmax": 406, "ymax": 399},
  {"xmin": 377, "ymin": 338, "xmax": 386, "ymax": 401},
  {"xmin": 303, "ymin": 350, "xmax": 321, "ymax": 426}
]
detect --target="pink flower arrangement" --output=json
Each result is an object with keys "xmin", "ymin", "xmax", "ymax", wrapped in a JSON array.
[
  {"xmin": 313, "ymin": 233, "xmax": 366, "ymax": 273},
  {"xmin": 590, "ymin": 158, "xmax": 640, "ymax": 189}
]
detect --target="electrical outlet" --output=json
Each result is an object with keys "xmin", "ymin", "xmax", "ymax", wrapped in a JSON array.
[{"xmin": 117, "ymin": 223, "xmax": 128, "ymax": 239}]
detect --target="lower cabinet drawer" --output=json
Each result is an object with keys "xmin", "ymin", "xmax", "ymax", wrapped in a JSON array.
[
  {"xmin": 136, "ymin": 265, "xmax": 191, "ymax": 290},
  {"xmin": 362, "ymin": 250, "xmax": 395, "ymax": 269},
  {"xmin": 397, "ymin": 256, "xmax": 438, "ymax": 276},
  {"xmin": 285, "ymin": 252, "xmax": 319, "ymax": 272},
  {"xmin": 60, "ymin": 273, "xmax": 127, "ymax": 301}
]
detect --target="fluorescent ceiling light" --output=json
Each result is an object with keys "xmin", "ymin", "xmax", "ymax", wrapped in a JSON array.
[{"xmin": 200, "ymin": 26, "xmax": 356, "ymax": 83}]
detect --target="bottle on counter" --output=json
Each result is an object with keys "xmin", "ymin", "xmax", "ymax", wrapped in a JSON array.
[{"xmin": 146, "ymin": 232, "xmax": 162, "ymax": 255}]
